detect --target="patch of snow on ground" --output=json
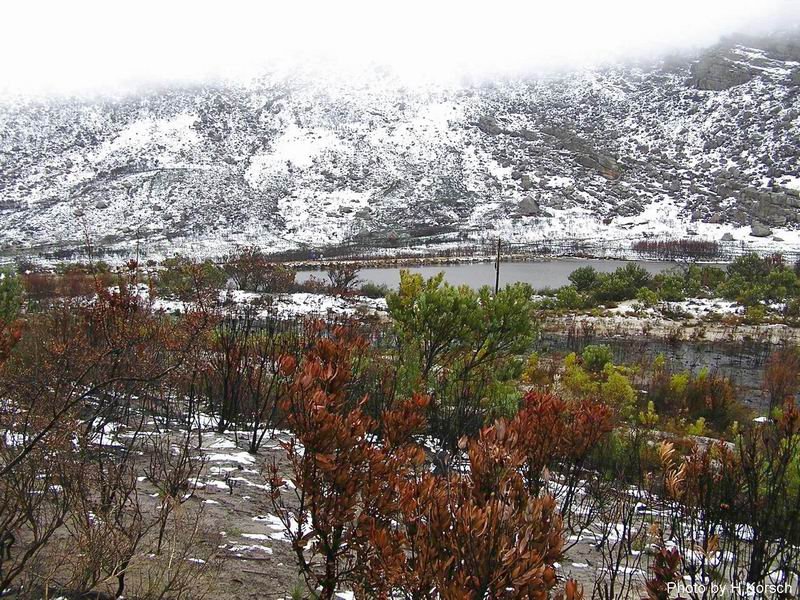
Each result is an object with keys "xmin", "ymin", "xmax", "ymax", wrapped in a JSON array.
[
  {"xmin": 262, "ymin": 293, "xmax": 387, "ymax": 318},
  {"xmin": 151, "ymin": 289, "xmax": 387, "ymax": 319},
  {"xmin": 227, "ymin": 543, "xmax": 273, "ymax": 555},
  {"xmin": 669, "ymin": 298, "xmax": 742, "ymax": 317},
  {"xmin": 204, "ymin": 452, "xmax": 256, "ymax": 465}
]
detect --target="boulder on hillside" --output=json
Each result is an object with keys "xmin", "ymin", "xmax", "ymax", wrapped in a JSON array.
[
  {"xmin": 750, "ymin": 222, "xmax": 773, "ymax": 237},
  {"xmin": 520, "ymin": 174, "xmax": 534, "ymax": 190},
  {"xmin": 477, "ymin": 115, "xmax": 502, "ymax": 136},
  {"xmin": 516, "ymin": 196, "xmax": 540, "ymax": 216}
]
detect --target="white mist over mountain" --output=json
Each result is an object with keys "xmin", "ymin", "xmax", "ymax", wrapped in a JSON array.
[{"xmin": 1, "ymin": 0, "xmax": 799, "ymax": 95}]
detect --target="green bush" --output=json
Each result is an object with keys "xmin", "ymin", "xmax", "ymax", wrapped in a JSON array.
[
  {"xmin": 717, "ymin": 254, "xmax": 800, "ymax": 309},
  {"xmin": 359, "ymin": 282, "xmax": 392, "ymax": 299},
  {"xmin": 656, "ymin": 273, "xmax": 687, "ymax": 302},
  {"xmin": 556, "ymin": 255, "xmax": 799, "ymax": 316},
  {"xmin": 387, "ymin": 271, "xmax": 538, "ymax": 448},
  {"xmin": 638, "ymin": 400, "xmax": 659, "ymax": 428},
  {"xmin": 562, "ymin": 352, "xmax": 598, "ymax": 396},
  {"xmin": 686, "ymin": 416, "xmax": 708, "ymax": 437},
  {"xmin": 0, "ymin": 270, "xmax": 23, "ymax": 323},
  {"xmin": 593, "ymin": 275, "xmax": 630, "ymax": 302},
  {"xmin": 591, "ymin": 263, "xmax": 653, "ymax": 303},
  {"xmin": 616, "ymin": 263, "xmax": 652, "ymax": 289},
  {"xmin": 669, "ymin": 372, "xmax": 690, "ymax": 397},
  {"xmin": 590, "ymin": 429, "xmax": 654, "ymax": 482},
  {"xmin": 686, "ymin": 264, "xmax": 726, "ymax": 292},
  {"xmin": 690, "ymin": 369, "xmax": 740, "ymax": 430},
  {"xmin": 635, "ymin": 286, "xmax": 659, "ymax": 309},
  {"xmin": 158, "ymin": 256, "xmax": 227, "ymax": 300},
  {"xmin": 766, "ymin": 268, "xmax": 800, "ymax": 303},
  {"xmin": 582, "ymin": 344, "xmax": 613, "ymax": 373},
  {"xmin": 568, "ymin": 266, "xmax": 600, "ymax": 292},
  {"xmin": 727, "ymin": 253, "xmax": 771, "ymax": 281},
  {"xmin": 556, "ymin": 285, "xmax": 585, "ymax": 309},
  {"xmin": 600, "ymin": 364, "xmax": 637, "ymax": 420},
  {"xmin": 743, "ymin": 305, "xmax": 767, "ymax": 325},
  {"xmin": 786, "ymin": 299, "xmax": 800, "ymax": 319}
]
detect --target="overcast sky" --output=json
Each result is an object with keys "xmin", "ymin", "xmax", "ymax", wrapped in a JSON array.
[{"xmin": 1, "ymin": 0, "xmax": 799, "ymax": 95}]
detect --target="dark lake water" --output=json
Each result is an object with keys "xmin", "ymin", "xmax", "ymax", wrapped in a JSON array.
[{"xmin": 298, "ymin": 258, "xmax": 679, "ymax": 290}]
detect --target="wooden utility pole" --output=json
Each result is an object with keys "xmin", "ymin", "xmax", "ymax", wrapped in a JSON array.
[{"xmin": 494, "ymin": 238, "xmax": 501, "ymax": 295}]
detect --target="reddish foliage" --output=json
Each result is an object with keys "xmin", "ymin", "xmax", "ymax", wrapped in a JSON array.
[
  {"xmin": 21, "ymin": 272, "xmax": 59, "ymax": 302},
  {"xmin": 563, "ymin": 398, "xmax": 614, "ymax": 461},
  {"xmin": 656, "ymin": 400, "xmax": 800, "ymax": 587},
  {"xmin": 418, "ymin": 423, "xmax": 564, "ymax": 599},
  {"xmin": 512, "ymin": 392, "xmax": 567, "ymax": 494},
  {"xmin": 0, "ymin": 271, "xmax": 215, "ymax": 594},
  {"xmin": 223, "ymin": 245, "xmax": 296, "ymax": 292},
  {"xmin": 269, "ymin": 331, "xmax": 571, "ymax": 599},
  {"xmin": 764, "ymin": 347, "xmax": 800, "ymax": 412},
  {"xmin": 643, "ymin": 546, "xmax": 685, "ymax": 600},
  {"xmin": 557, "ymin": 579, "xmax": 585, "ymax": 600},
  {"xmin": 268, "ymin": 327, "xmax": 422, "ymax": 598},
  {"xmin": 59, "ymin": 272, "xmax": 96, "ymax": 298},
  {"xmin": 0, "ymin": 319, "xmax": 22, "ymax": 366},
  {"xmin": 777, "ymin": 396, "xmax": 800, "ymax": 438},
  {"xmin": 632, "ymin": 238, "xmax": 720, "ymax": 260},
  {"xmin": 511, "ymin": 391, "xmax": 613, "ymax": 495}
]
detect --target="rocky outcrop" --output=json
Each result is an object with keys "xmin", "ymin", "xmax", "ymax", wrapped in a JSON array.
[
  {"xmin": 690, "ymin": 52, "xmax": 756, "ymax": 90},
  {"xmin": 477, "ymin": 115, "xmax": 503, "ymax": 136},
  {"xmin": 740, "ymin": 187, "xmax": 800, "ymax": 227},
  {"xmin": 542, "ymin": 127, "xmax": 622, "ymax": 179},
  {"xmin": 691, "ymin": 32, "xmax": 800, "ymax": 91},
  {"xmin": 575, "ymin": 152, "xmax": 621, "ymax": 180}
]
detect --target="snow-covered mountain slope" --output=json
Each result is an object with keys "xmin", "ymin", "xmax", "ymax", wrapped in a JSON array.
[{"xmin": 1, "ymin": 32, "xmax": 800, "ymax": 262}]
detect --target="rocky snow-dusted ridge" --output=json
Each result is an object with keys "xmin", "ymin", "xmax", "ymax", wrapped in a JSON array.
[{"xmin": 1, "ymin": 31, "xmax": 800, "ymax": 261}]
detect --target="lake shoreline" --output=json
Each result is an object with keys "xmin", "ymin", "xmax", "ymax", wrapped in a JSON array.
[
  {"xmin": 281, "ymin": 252, "xmax": 713, "ymax": 271},
  {"xmin": 295, "ymin": 256, "xmax": 681, "ymax": 291}
]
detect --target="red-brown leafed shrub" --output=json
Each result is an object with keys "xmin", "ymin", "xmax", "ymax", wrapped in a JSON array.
[
  {"xmin": 0, "ymin": 319, "xmax": 22, "ymax": 366},
  {"xmin": 58, "ymin": 271, "xmax": 96, "ymax": 298},
  {"xmin": 763, "ymin": 346, "xmax": 800, "ymax": 412},
  {"xmin": 269, "ymin": 330, "xmax": 573, "ymax": 599},
  {"xmin": 511, "ymin": 391, "xmax": 613, "ymax": 497},
  {"xmin": 655, "ymin": 400, "xmax": 800, "ymax": 590},
  {"xmin": 563, "ymin": 398, "xmax": 615, "ymax": 462},
  {"xmin": 21, "ymin": 272, "xmax": 59, "ymax": 302},
  {"xmin": 644, "ymin": 546, "xmax": 685, "ymax": 600},
  {"xmin": 400, "ymin": 422, "xmax": 565, "ymax": 599},
  {"xmin": 268, "ymin": 327, "xmax": 424, "ymax": 599},
  {"xmin": 557, "ymin": 579, "xmax": 585, "ymax": 600},
  {"xmin": 512, "ymin": 391, "xmax": 567, "ymax": 494},
  {"xmin": 0, "ymin": 271, "xmax": 214, "ymax": 595}
]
